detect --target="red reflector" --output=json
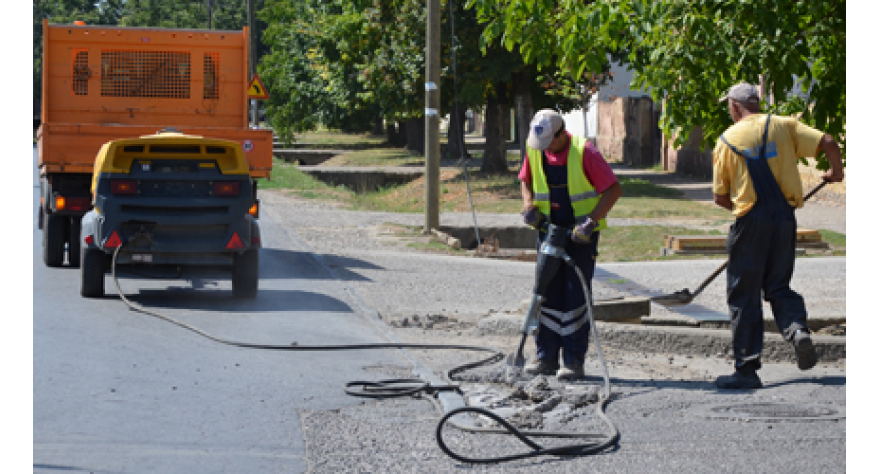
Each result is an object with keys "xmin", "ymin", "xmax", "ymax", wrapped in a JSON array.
[
  {"xmin": 54, "ymin": 196, "xmax": 90, "ymax": 211},
  {"xmin": 84, "ymin": 235, "xmax": 94, "ymax": 246},
  {"xmin": 111, "ymin": 180, "xmax": 137, "ymax": 195},
  {"xmin": 67, "ymin": 197, "xmax": 91, "ymax": 211},
  {"xmin": 226, "ymin": 232, "xmax": 245, "ymax": 250},
  {"xmin": 214, "ymin": 181, "xmax": 240, "ymax": 196},
  {"xmin": 105, "ymin": 231, "xmax": 122, "ymax": 248}
]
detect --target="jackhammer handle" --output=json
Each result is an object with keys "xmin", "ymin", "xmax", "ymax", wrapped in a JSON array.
[{"xmin": 537, "ymin": 220, "xmax": 572, "ymax": 238}]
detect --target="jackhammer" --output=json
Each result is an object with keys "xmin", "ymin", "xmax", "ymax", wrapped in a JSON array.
[
  {"xmin": 511, "ymin": 221, "xmax": 575, "ymax": 367},
  {"xmin": 437, "ymin": 221, "xmax": 619, "ymax": 463}
]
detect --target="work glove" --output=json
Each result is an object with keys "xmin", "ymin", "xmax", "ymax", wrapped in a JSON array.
[
  {"xmin": 572, "ymin": 217, "xmax": 597, "ymax": 244},
  {"xmin": 521, "ymin": 207, "xmax": 543, "ymax": 229}
]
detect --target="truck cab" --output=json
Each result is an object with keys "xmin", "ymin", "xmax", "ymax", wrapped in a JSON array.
[{"xmin": 80, "ymin": 130, "xmax": 260, "ymax": 298}]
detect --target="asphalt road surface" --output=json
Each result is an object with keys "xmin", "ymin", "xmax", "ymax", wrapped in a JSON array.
[
  {"xmin": 31, "ymin": 149, "xmax": 406, "ymax": 473},
  {"xmin": 28, "ymin": 147, "xmax": 853, "ymax": 473}
]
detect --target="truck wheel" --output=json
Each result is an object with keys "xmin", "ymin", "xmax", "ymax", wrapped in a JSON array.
[
  {"xmin": 232, "ymin": 249, "xmax": 259, "ymax": 299},
  {"xmin": 68, "ymin": 217, "xmax": 81, "ymax": 268},
  {"xmin": 80, "ymin": 246, "xmax": 107, "ymax": 298},
  {"xmin": 42, "ymin": 213, "xmax": 65, "ymax": 267}
]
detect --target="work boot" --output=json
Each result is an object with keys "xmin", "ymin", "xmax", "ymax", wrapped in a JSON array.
[
  {"xmin": 556, "ymin": 365, "xmax": 585, "ymax": 381},
  {"xmin": 524, "ymin": 358, "xmax": 559, "ymax": 376},
  {"xmin": 715, "ymin": 370, "xmax": 762, "ymax": 390},
  {"xmin": 793, "ymin": 329, "xmax": 818, "ymax": 371}
]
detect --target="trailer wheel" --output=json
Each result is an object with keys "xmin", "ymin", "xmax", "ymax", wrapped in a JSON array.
[
  {"xmin": 80, "ymin": 246, "xmax": 107, "ymax": 298},
  {"xmin": 42, "ymin": 213, "xmax": 65, "ymax": 267},
  {"xmin": 232, "ymin": 249, "xmax": 259, "ymax": 299},
  {"xmin": 68, "ymin": 217, "xmax": 81, "ymax": 268}
]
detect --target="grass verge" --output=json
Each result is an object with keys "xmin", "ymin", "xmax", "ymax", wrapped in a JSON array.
[
  {"xmin": 263, "ymin": 158, "xmax": 730, "ymax": 218},
  {"xmin": 260, "ymin": 155, "xmax": 844, "ymax": 260}
]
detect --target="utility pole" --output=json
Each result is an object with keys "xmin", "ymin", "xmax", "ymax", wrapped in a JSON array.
[
  {"xmin": 247, "ymin": 0, "xmax": 258, "ymax": 127},
  {"xmin": 206, "ymin": 0, "xmax": 213, "ymax": 29},
  {"xmin": 424, "ymin": 0, "xmax": 441, "ymax": 233}
]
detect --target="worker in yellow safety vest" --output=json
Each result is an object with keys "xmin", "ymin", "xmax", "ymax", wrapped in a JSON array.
[{"xmin": 519, "ymin": 109, "xmax": 622, "ymax": 380}]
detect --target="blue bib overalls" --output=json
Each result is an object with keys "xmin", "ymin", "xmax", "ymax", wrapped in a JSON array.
[
  {"xmin": 535, "ymin": 152, "xmax": 600, "ymax": 368},
  {"xmin": 721, "ymin": 115, "xmax": 809, "ymax": 373}
]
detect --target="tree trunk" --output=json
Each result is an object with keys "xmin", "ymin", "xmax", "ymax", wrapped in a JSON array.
[
  {"xmin": 446, "ymin": 103, "xmax": 468, "ymax": 159},
  {"xmin": 373, "ymin": 115, "xmax": 384, "ymax": 136},
  {"xmin": 386, "ymin": 122, "xmax": 396, "ymax": 144},
  {"xmin": 502, "ymin": 105, "xmax": 512, "ymax": 141},
  {"xmin": 513, "ymin": 69, "xmax": 534, "ymax": 164},
  {"xmin": 387, "ymin": 121, "xmax": 407, "ymax": 147},
  {"xmin": 406, "ymin": 116, "xmax": 425, "ymax": 155},
  {"xmin": 481, "ymin": 82, "xmax": 510, "ymax": 173}
]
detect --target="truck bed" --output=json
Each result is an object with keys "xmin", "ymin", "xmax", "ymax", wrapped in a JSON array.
[
  {"xmin": 39, "ymin": 20, "xmax": 272, "ymax": 179},
  {"xmin": 38, "ymin": 123, "xmax": 272, "ymax": 178}
]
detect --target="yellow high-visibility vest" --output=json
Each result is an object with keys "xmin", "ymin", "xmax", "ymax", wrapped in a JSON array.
[{"xmin": 526, "ymin": 134, "xmax": 607, "ymax": 230}]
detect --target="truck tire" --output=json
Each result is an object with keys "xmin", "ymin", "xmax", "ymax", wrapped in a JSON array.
[
  {"xmin": 232, "ymin": 249, "xmax": 259, "ymax": 299},
  {"xmin": 68, "ymin": 217, "xmax": 81, "ymax": 268},
  {"xmin": 80, "ymin": 247, "xmax": 107, "ymax": 298},
  {"xmin": 43, "ymin": 213, "xmax": 65, "ymax": 267}
]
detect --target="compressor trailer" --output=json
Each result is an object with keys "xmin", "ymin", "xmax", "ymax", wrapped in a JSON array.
[{"xmin": 80, "ymin": 130, "xmax": 261, "ymax": 298}]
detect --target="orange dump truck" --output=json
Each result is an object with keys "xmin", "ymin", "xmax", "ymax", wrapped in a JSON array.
[{"xmin": 37, "ymin": 19, "xmax": 272, "ymax": 267}]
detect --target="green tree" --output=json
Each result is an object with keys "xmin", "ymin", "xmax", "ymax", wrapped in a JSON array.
[
  {"xmin": 258, "ymin": 0, "xmax": 338, "ymax": 143},
  {"xmin": 439, "ymin": 0, "xmax": 581, "ymax": 172},
  {"xmin": 468, "ymin": 0, "xmax": 845, "ymax": 170},
  {"xmin": 259, "ymin": 0, "xmax": 575, "ymax": 164},
  {"xmin": 118, "ymin": 0, "xmax": 256, "ymax": 32},
  {"xmin": 628, "ymin": 0, "xmax": 845, "ymax": 170},
  {"xmin": 466, "ymin": 0, "xmax": 616, "ymax": 171}
]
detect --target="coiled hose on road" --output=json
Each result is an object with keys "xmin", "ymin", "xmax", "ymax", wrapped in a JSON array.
[{"xmin": 110, "ymin": 244, "xmax": 619, "ymax": 463}]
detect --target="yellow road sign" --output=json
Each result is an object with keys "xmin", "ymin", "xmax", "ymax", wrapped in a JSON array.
[{"xmin": 247, "ymin": 74, "xmax": 269, "ymax": 100}]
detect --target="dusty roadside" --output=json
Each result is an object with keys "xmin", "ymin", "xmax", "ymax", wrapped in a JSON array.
[
  {"xmin": 261, "ymin": 185, "xmax": 846, "ymax": 473},
  {"xmin": 260, "ymin": 188, "xmax": 845, "ymax": 382}
]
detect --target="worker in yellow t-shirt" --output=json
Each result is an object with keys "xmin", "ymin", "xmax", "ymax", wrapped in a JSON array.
[{"xmin": 712, "ymin": 82, "xmax": 844, "ymax": 390}]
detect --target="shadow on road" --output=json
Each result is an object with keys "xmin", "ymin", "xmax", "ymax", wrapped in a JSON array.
[{"xmin": 122, "ymin": 287, "xmax": 354, "ymax": 314}]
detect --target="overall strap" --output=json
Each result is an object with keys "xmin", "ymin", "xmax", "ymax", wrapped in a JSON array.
[
  {"xmin": 719, "ymin": 114, "xmax": 773, "ymax": 160},
  {"xmin": 721, "ymin": 114, "xmax": 789, "ymax": 209}
]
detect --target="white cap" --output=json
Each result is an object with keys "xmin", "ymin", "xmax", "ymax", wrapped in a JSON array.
[{"xmin": 527, "ymin": 109, "xmax": 564, "ymax": 150}]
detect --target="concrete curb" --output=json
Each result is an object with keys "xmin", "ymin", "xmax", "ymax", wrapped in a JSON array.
[
  {"xmin": 596, "ymin": 323, "xmax": 846, "ymax": 363},
  {"xmin": 478, "ymin": 313, "xmax": 845, "ymax": 363}
]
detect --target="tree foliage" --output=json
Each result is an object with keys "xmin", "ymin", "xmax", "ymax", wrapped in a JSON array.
[
  {"xmin": 259, "ymin": 0, "xmax": 525, "ymax": 151},
  {"xmin": 259, "ymin": 1, "xmax": 344, "ymax": 140},
  {"xmin": 468, "ymin": 0, "xmax": 845, "ymax": 170}
]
